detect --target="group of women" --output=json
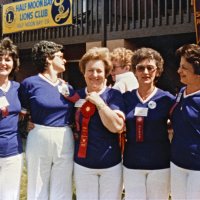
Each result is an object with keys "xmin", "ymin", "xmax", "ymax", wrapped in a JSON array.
[{"xmin": 0, "ymin": 37, "xmax": 200, "ymax": 200}]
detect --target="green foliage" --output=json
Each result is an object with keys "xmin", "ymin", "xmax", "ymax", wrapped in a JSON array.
[{"xmin": 20, "ymin": 155, "xmax": 27, "ymax": 200}]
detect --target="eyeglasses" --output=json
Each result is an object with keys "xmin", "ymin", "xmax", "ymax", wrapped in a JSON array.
[
  {"xmin": 136, "ymin": 65, "xmax": 157, "ymax": 73},
  {"xmin": 54, "ymin": 54, "xmax": 65, "ymax": 60}
]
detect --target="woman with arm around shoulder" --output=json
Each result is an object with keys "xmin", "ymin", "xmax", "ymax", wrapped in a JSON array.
[
  {"xmin": 170, "ymin": 44, "xmax": 200, "ymax": 199},
  {"xmin": 19, "ymin": 41, "xmax": 76, "ymax": 200},
  {"xmin": 123, "ymin": 47, "xmax": 175, "ymax": 200},
  {"xmin": 73, "ymin": 47, "xmax": 125, "ymax": 200},
  {"xmin": 0, "ymin": 37, "xmax": 23, "ymax": 200}
]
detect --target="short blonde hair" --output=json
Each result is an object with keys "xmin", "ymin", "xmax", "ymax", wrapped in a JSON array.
[
  {"xmin": 79, "ymin": 47, "xmax": 112, "ymax": 77},
  {"xmin": 110, "ymin": 47, "xmax": 133, "ymax": 69}
]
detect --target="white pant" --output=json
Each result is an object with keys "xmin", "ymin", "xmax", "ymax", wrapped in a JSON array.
[
  {"xmin": 171, "ymin": 162, "xmax": 200, "ymax": 200},
  {"xmin": 74, "ymin": 163, "xmax": 123, "ymax": 200},
  {"xmin": 123, "ymin": 166, "xmax": 170, "ymax": 200},
  {"xmin": 26, "ymin": 124, "xmax": 74, "ymax": 200},
  {"xmin": 0, "ymin": 153, "xmax": 23, "ymax": 200}
]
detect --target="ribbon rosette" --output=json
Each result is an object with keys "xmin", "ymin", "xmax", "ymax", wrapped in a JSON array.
[
  {"xmin": 80, "ymin": 101, "xmax": 96, "ymax": 118},
  {"xmin": 78, "ymin": 101, "xmax": 96, "ymax": 158}
]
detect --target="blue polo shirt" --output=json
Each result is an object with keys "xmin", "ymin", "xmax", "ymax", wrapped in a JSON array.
[{"xmin": 74, "ymin": 87, "xmax": 125, "ymax": 169}]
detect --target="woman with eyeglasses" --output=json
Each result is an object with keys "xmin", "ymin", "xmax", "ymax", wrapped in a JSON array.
[
  {"xmin": 19, "ymin": 41, "xmax": 76, "ymax": 200},
  {"xmin": 170, "ymin": 44, "xmax": 200, "ymax": 199},
  {"xmin": 110, "ymin": 47, "xmax": 138, "ymax": 93},
  {"xmin": 73, "ymin": 47, "xmax": 125, "ymax": 200},
  {"xmin": 0, "ymin": 37, "xmax": 23, "ymax": 200},
  {"xmin": 123, "ymin": 47, "xmax": 175, "ymax": 199}
]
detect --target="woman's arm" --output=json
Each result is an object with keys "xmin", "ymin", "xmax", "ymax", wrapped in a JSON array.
[{"xmin": 86, "ymin": 92, "xmax": 125, "ymax": 133}]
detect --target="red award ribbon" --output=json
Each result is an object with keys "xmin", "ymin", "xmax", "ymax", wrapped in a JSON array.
[
  {"xmin": 1, "ymin": 107, "xmax": 9, "ymax": 118},
  {"xmin": 136, "ymin": 116, "xmax": 144, "ymax": 142},
  {"xmin": 78, "ymin": 101, "xmax": 96, "ymax": 158}
]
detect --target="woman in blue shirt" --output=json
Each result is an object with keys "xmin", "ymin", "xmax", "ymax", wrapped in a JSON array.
[
  {"xmin": 19, "ymin": 41, "xmax": 75, "ymax": 200},
  {"xmin": 123, "ymin": 47, "xmax": 175, "ymax": 200},
  {"xmin": 0, "ymin": 37, "xmax": 23, "ymax": 200},
  {"xmin": 171, "ymin": 44, "xmax": 200, "ymax": 199},
  {"xmin": 73, "ymin": 47, "xmax": 125, "ymax": 200}
]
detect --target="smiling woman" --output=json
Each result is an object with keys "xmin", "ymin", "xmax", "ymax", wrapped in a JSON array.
[
  {"xmin": 122, "ymin": 47, "xmax": 175, "ymax": 200},
  {"xmin": 170, "ymin": 44, "xmax": 200, "ymax": 199},
  {"xmin": 73, "ymin": 47, "xmax": 125, "ymax": 200},
  {"xmin": 0, "ymin": 37, "xmax": 23, "ymax": 200}
]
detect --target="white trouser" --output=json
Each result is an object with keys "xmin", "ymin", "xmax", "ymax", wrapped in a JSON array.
[
  {"xmin": 26, "ymin": 124, "xmax": 74, "ymax": 200},
  {"xmin": 171, "ymin": 162, "xmax": 200, "ymax": 200},
  {"xmin": 0, "ymin": 153, "xmax": 23, "ymax": 200},
  {"xmin": 123, "ymin": 166, "xmax": 170, "ymax": 200},
  {"xmin": 74, "ymin": 163, "xmax": 123, "ymax": 200}
]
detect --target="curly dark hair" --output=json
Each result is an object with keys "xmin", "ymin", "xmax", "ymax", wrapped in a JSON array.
[
  {"xmin": 32, "ymin": 40, "xmax": 63, "ymax": 73},
  {"xmin": 131, "ymin": 47, "xmax": 164, "ymax": 77},
  {"xmin": 176, "ymin": 44, "xmax": 200, "ymax": 75},
  {"xmin": 0, "ymin": 37, "xmax": 19, "ymax": 76}
]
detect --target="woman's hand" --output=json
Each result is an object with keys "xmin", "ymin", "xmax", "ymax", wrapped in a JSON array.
[
  {"xmin": 86, "ymin": 92, "xmax": 124, "ymax": 133},
  {"xmin": 86, "ymin": 92, "xmax": 106, "ymax": 109},
  {"xmin": 27, "ymin": 118, "xmax": 35, "ymax": 132}
]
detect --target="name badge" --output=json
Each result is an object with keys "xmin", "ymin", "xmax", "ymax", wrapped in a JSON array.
[
  {"xmin": 134, "ymin": 107, "xmax": 148, "ymax": 117},
  {"xmin": 75, "ymin": 99, "xmax": 86, "ymax": 108},
  {"xmin": 0, "ymin": 96, "xmax": 9, "ymax": 108}
]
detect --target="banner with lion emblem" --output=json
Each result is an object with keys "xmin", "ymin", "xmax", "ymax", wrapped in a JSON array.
[{"xmin": 2, "ymin": 0, "xmax": 72, "ymax": 34}]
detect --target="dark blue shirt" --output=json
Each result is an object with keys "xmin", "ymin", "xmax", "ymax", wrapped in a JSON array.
[
  {"xmin": 19, "ymin": 74, "xmax": 75, "ymax": 127},
  {"xmin": 123, "ymin": 88, "xmax": 175, "ymax": 169},
  {"xmin": 0, "ymin": 81, "xmax": 22, "ymax": 157},
  {"xmin": 74, "ymin": 87, "xmax": 125, "ymax": 169},
  {"xmin": 171, "ymin": 88, "xmax": 200, "ymax": 170}
]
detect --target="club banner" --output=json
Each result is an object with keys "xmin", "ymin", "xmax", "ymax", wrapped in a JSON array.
[
  {"xmin": 2, "ymin": 0, "xmax": 72, "ymax": 34},
  {"xmin": 194, "ymin": 0, "xmax": 200, "ymax": 44}
]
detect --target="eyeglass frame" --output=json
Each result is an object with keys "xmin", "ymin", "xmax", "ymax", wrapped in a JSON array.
[
  {"xmin": 53, "ymin": 54, "xmax": 65, "ymax": 60},
  {"xmin": 135, "ymin": 64, "xmax": 157, "ymax": 73}
]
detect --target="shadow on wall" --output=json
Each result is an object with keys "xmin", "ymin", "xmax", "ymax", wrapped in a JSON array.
[
  {"xmin": 64, "ymin": 62, "xmax": 86, "ymax": 90},
  {"xmin": 15, "ymin": 49, "xmax": 38, "ymax": 83}
]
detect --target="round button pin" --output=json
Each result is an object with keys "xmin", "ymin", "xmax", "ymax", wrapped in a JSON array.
[{"xmin": 148, "ymin": 101, "xmax": 156, "ymax": 109}]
